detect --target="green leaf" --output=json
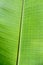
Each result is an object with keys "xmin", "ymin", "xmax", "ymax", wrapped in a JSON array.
[
  {"xmin": 19, "ymin": 0, "xmax": 43, "ymax": 65},
  {"xmin": 0, "ymin": 0, "xmax": 43, "ymax": 65},
  {"xmin": 0, "ymin": 0, "xmax": 22, "ymax": 65}
]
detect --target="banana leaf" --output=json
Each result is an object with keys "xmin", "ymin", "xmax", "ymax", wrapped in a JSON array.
[
  {"xmin": 19, "ymin": 0, "xmax": 43, "ymax": 65},
  {"xmin": 0, "ymin": 0, "xmax": 22, "ymax": 65},
  {"xmin": 0, "ymin": 0, "xmax": 43, "ymax": 65}
]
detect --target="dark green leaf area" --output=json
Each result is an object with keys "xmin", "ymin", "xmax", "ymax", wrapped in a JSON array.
[{"xmin": 0, "ymin": 54, "xmax": 12, "ymax": 65}]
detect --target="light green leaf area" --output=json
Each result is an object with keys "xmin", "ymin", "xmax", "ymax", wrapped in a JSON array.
[
  {"xmin": 19, "ymin": 0, "xmax": 43, "ymax": 65},
  {"xmin": 0, "ymin": 0, "xmax": 22, "ymax": 65}
]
